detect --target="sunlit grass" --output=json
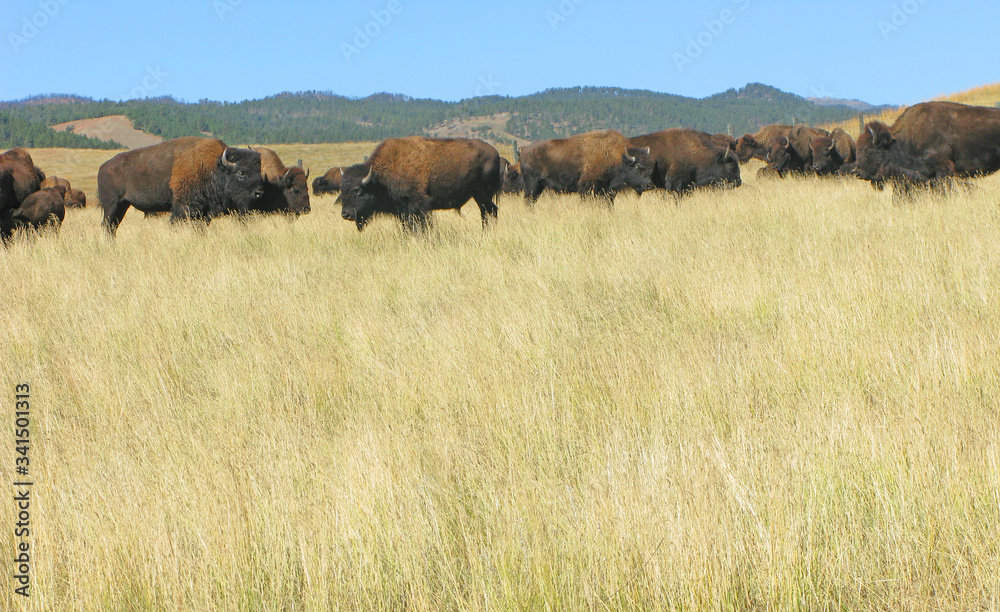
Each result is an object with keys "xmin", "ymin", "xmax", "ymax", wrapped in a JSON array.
[{"xmin": 2, "ymin": 147, "xmax": 999, "ymax": 610}]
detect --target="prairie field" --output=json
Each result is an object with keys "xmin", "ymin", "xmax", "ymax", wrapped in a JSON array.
[{"xmin": 2, "ymin": 144, "xmax": 1000, "ymax": 610}]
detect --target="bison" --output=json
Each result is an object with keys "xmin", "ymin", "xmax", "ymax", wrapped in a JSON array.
[
  {"xmin": 249, "ymin": 147, "xmax": 310, "ymax": 216},
  {"xmin": 736, "ymin": 125, "xmax": 793, "ymax": 163},
  {"xmin": 0, "ymin": 148, "xmax": 46, "ymax": 204},
  {"xmin": 10, "ymin": 185, "xmax": 66, "ymax": 231},
  {"xmin": 98, "ymin": 137, "xmax": 264, "ymax": 234},
  {"xmin": 629, "ymin": 129, "xmax": 741, "ymax": 194},
  {"xmin": 40, "ymin": 176, "xmax": 71, "ymax": 192},
  {"xmin": 338, "ymin": 136, "xmax": 502, "ymax": 232},
  {"xmin": 809, "ymin": 128, "xmax": 857, "ymax": 175},
  {"xmin": 65, "ymin": 188, "xmax": 87, "ymax": 208},
  {"xmin": 758, "ymin": 136, "xmax": 802, "ymax": 178},
  {"xmin": 0, "ymin": 170, "xmax": 16, "ymax": 240},
  {"xmin": 854, "ymin": 101, "xmax": 1000, "ymax": 191},
  {"xmin": 312, "ymin": 167, "xmax": 343, "ymax": 196},
  {"xmin": 519, "ymin": 130, "xmax": 654, "ymax": 205},
  {"xmin": 500, "ymin": 158, "xmax": 523, "ymax": 194}
]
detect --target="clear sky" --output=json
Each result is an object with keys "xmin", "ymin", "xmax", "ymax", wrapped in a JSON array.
[{"xmin": 2, "ymin": 0, "xmax": 996, "ymax": 106}]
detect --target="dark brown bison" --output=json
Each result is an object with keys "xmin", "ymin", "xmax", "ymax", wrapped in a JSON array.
[
  {"xmin": 785, "ymin": 126, "xmax": 830, "ymax": 173},
  {"xmin": 0, "ymin": 148, "xmax": 46, "ymax": 204},
  {"xmin": 809, "ymin": 128, "xmax": 857, "ymax": 175},
  {"xmin": 65, "ymin": 188, "xmax": 87, "ymax": 208},
  {"xmin": 500, "ymin": 158, "xmax": 523, "ymax": 194},
  {"xmin": 312, "ymin": 167, "xmax": 343, "ymax": 195},
  {"xmin": 10, "ymin": 185, "xmax": 66, "ymax": 231},
  {"xmin": 249, "ymin": 147, "xmax": 310, "ymax": 216},
  {"xmin": 98, "ymin": 137, "xmax": 264, "ymax": 234},
  {"xmin": 758, "ymin": 136, "xmax": 799, "ymax": 178},
  {"xmin": 736, "ymin": 125, "xmax": 793, "ymax": 163},
  {"xmin": 629, "ymin": 129, "xmax": 741, "ymax": 194},
  {"xmin": 0, "ymin": 170, "xmax": 16, "ymax": 239},
  {"xmin": 519, "ymin": 130, "xmax": 654, "ymax": 205},
  {"xmin": 338, "ymin": 136, "xmax": 502, "ymax": 232},
  {"xmin": 854, "ymin": 101, "xmax": 1000, "ymax": 190}
]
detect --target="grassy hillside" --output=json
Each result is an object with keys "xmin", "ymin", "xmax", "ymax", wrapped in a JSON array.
[
  {"xmin": 1, "ymin": 144, "xmax": 999, "ymax": 609},
  {"xmin": 821, "ymin": 82, "xmax": 1000, "ymax": 137}
]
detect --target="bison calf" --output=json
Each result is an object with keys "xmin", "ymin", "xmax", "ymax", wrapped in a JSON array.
[
  {"xmin": 312, "ymin": 167, "xmax": 343, "ymax": 195},
  {"xmin": 10, "ymin": 186, "xmax": 66, "ymax": 231}
]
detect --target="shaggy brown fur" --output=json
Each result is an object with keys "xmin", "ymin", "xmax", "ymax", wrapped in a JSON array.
[
  {"xmin": 830, "ymin": 128, "xmax": 857, "ymax": 163},
  {"xmin": 41, "ymin": 176, "xmax": 71, "ymax": 192},
  {"xmin": 12, "ymin": 186, "xmax": 66, "ymax": 230},
  {"xmin": 736, "ymin": 125, "xmax": 793, "ymax": 163},
  {"xmin": 65, "ymin": 188, "xmax": 87, "ymax": 208},
  {"xmin": 0, "ymin": 148, "xmax": 46, "ymax": 203},
  {"xmin": 168, "ymin": 138, "xmax": 229, "ymax": 204},
  {"xmin": 786, "ymin": 126, "xmax": 830, "ymax": 163},
  {"xmin": 629, "ymin": 129, "xmax": 742, "ymax": 193},
  {"xmin": 250, "ymin": 147, "xmax": 288, "ymax": 182}
]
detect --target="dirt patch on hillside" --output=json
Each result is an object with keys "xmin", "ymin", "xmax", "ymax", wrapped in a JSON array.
[
  {"xmin": 51, "ymin": 115, "xmax": 163, "ymax": 149},
  {"xmin": 424, "ymin": 113, "xmax": 529, "ymax": 148}
]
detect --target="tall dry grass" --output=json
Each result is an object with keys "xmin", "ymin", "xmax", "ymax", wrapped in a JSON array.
[{"xmin": 2, "ymin": 145, "xmax": 1000, "ymax": 610}]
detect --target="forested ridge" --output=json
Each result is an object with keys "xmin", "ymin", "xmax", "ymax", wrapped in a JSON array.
[{"xmin": 1, "ymin": 83, "xmax": 883, "ymax": 149}]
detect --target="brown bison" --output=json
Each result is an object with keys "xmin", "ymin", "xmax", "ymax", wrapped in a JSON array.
[
  {"xmin": 854, "ymin": 101, "xmax": 1000, "ymax": 190},
  {"xmin": 40, "ymin": 176, "xmax": 71, "ymax": 192},
  {"xmin": 500, "ymin": 158, "xmax": 523, "ymax": 194},
  {"xmin": 736, "ymin": 125, "xmax": 793, "ymax": 163},
  {"xmin": 338, "ymin": 136, "xmax": 502, "ymax": 232},
  {"xmin": 0, "ymin": 170, "xmax": 16, "ymax": 239},
  {"xmin": 785, "ymin": 125, "xmax": 831, "ymax": 173},
  {"xmin": 98, "ymin": 137, "xmax": 264, "ymax": 234},
  {"xmin": 10, "ymin": 185, "xmax": 66, "ymax": 231},
  {"xmin": 0, "ymin": 148, "xmax": 46, "ymax": 204},
  {"xmin": 249, "ymin": 147, "xmax": 310, "ymax": 216},
  {"xmin": 65, "ymin": 188, "xmax": 87, "ymax": 208},
  {"xmin": 519, "ymin": 130, "xmax": 654, "ymax": 205},
  {"xmin": 629, "ymin": 129, "xmax": 741, "ymax": 194},
  {"xmin": 758, "ymin": 136, "xmax": 798, "ymax": 178},
  {"xmin": 809, "ymin": 128, "xmax": 857, "ymax": 175},
  {"xmin": 312, "ymin": 167, "xmax": 343, "ymax": 195}
]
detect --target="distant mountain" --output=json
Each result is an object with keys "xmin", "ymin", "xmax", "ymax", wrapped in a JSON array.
[
  {"xmin": 807, "ymin": 97, "xmax": 892, "ymax": 113},
  {"xmin": 0, "ymin": 84, "xmax": 870, "ymax": 149}
]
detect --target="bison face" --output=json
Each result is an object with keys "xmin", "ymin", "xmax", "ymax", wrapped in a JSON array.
[
  {"xmin": 312, "ymin": 167, "xmax": 343, "ymax": 195},
  {"xmin": 502, "ymin": 162, "xmax": 523, "ymax": 193},
  {"xmin": 810, "ymin": 137, "xmax": 840, "ymax": 175},
  {"xmin": 736, "ymin": 135, "xmax": 758, "ymax": 163},
  {"xmin": 711, "ymin": 147, "xmax": 742, "ymax": 188},
  {"xmin": 610, "ymin": 147, "xmax": 656, "ymax": 195},
  {"xmin": 217, "ymin": 148, "xmax": 265, "ymax": 214},
  {"xmin": 282, "ymin": 167, "xmax": 311, "ymax": 215},
  {"xmin": 338, "ymin": 163, "xmax": 386, "ymax": 231},
  {"xmin": 854, "ymin": 123, "xmax": 893, "ymax": 182}
]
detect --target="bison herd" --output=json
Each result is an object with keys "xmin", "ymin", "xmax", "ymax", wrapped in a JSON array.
[{"xmin": 2, "ymin": 100, "xmax": 999, "ymax": 241}]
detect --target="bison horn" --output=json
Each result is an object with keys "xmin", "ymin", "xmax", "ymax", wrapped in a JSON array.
[
  {"xmin": 283, "ymin": 168, "xmax": 294, "ymax": 181},
  {"xmin": 220, "ymin": 147, "xmax": 236, "ymax": 168},
  {"xmin": 305, "ymin": 168, "xmax": 310, "ymax": 180},
  {"xmin": 361, "ymin": 166, "xmax": 376, "ymax": 186}
]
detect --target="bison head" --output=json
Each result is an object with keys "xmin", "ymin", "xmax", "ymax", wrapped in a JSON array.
[
  {"xmin": 312, "ymin": 167, "xmax": 343, "ymax": 195},
  {"xmin": 338, "ymin": 163, "xmax": 387, "ymax": 231},
  {"xmin": 501, "ymin": 160, "xmax": 523, "ymax": 193},
  {"xmin": 735, "ymin": 135, "xmax": 759, "ymax": 163},
  {"xmin": 854, "ymin": 122, "xmax": 894, "ymax": 183},
  {"xmin": 217, "ymin": 147, "xmax": 265, "ymax": 214},
  {"xmin": 711, "ymin": 146, "xmax": 742, "ymax": 189},
  {"xmin": 281, "ymin": 166, "xmax": 311, "ymax": 215},
  {"xmin": 809, "ymin": 135, "xmax": 841, "ymax": 175},
  {"xmin": 610, "ymin": 147, "xmax": 655, "ymax": 195}
]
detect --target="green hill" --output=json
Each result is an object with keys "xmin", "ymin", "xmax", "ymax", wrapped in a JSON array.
[{"xmin": 0, "ymin": 84, "xmax": 886, "ymax": 149}]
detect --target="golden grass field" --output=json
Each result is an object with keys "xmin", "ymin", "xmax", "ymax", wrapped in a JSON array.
[{"xmin": 2, "ymin": 143, "xmax": 1000, "ymax": 610}]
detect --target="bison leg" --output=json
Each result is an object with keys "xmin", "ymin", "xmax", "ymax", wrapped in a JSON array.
[
  {"xmin": 101, "ymin": 198, "xmax": 131, "ymax": 236},
  {"xmin": 474, "ymin": 192, "xmax": 498, "ymax": 228},
  {"xmin": 399, "ymin": 211, "xmax": 429, "ymax": 234},
  {"xmin": 522, "ymin": 174, "xmax": 545, "ymax": 206}
]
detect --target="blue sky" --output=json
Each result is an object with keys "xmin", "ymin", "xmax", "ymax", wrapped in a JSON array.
[{"xmin": 2, "ymin": 0, "xmax": 996, "ymax": 105}]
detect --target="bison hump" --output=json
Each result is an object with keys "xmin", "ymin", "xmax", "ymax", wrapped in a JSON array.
[{"xmin": 169, "ymin": 139, "xmax": 227, "ymax": 200}]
